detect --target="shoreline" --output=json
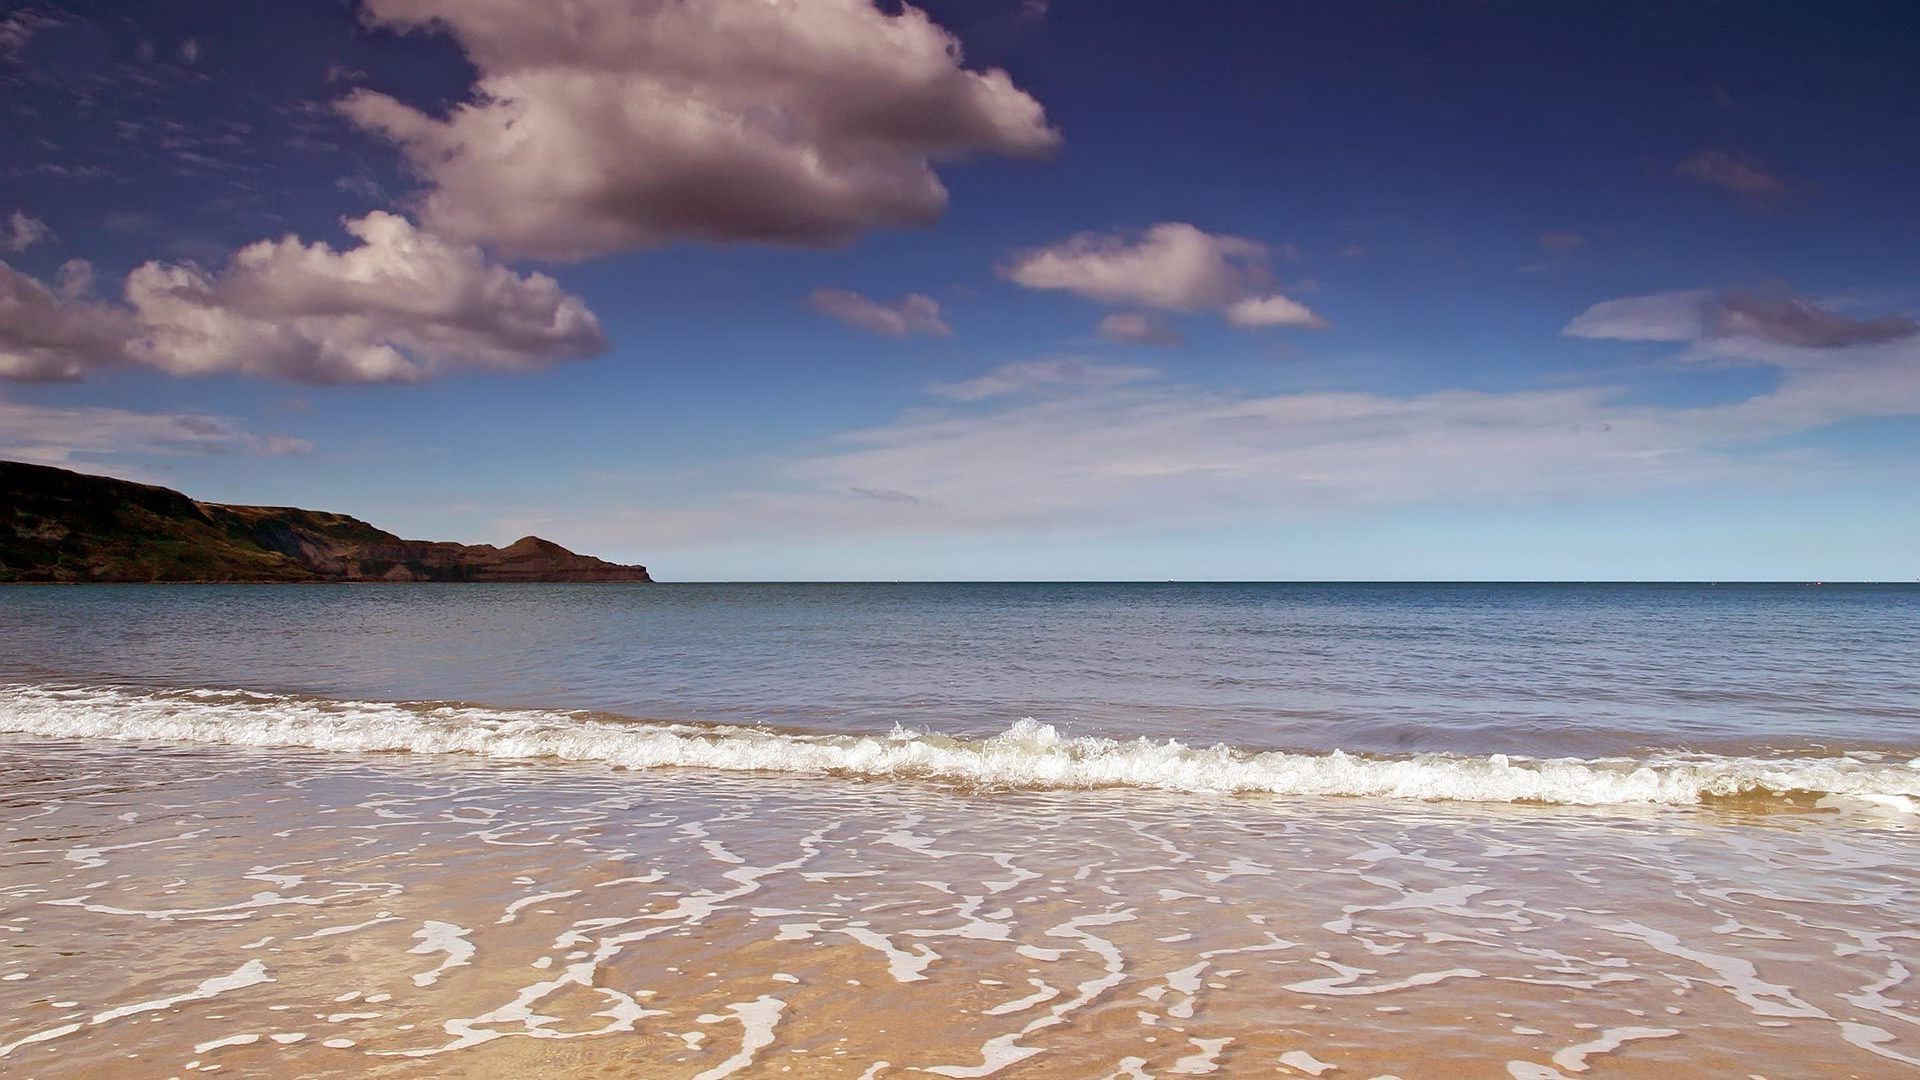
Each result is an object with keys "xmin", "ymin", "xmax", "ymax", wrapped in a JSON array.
[
  {"xmin": 3, "ymin": 738, "xmax": 1914, "ymax": 1076},
  {"xmin": 5, "ymin": 683, "xmax": 1919, "ymax": 813}
]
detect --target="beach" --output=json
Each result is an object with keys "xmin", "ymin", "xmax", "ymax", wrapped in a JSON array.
[
  {"xmin": 8, "ymin": 0, "xmax": 1920, "ymax": 1072},
  {"xmin": 3, "ymin": 736, "xmax": 1916, "ymax": 1077},
  {"xmin": 1, "ymin": 584, "xmax": 1917, "ymax": 1076}
]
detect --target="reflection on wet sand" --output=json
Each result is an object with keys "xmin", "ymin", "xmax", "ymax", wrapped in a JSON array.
[{"xmin": 2, "ymin": 738, "xmax": 1916, "ymax": 1077}]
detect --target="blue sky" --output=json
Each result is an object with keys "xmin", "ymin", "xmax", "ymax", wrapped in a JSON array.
[{"xmin": 3, "ymin": 0, "xmax": 1918, "ymax": 580}]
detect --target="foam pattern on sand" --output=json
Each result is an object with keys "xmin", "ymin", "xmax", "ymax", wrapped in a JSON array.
[{"xmin": 3, "ymin": 684, "xmax": 1916, "ymax": 810}]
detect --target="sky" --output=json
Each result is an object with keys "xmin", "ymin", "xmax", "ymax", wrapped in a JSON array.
[{"xmin": 2, "ymin": 0, "xmax": 1918, "ymax": 581}]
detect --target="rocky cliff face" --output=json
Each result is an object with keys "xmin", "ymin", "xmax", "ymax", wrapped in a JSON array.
[{"xmin": 1, "ymin": 460, "xmax": 653, "ymax": 583}]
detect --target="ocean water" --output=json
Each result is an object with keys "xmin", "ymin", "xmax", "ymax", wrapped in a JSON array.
[
  {"xmin": 2, "ymin": 583, "xmax": 1918, "ymax": 1076},
  {"xmin": 3, "ymin": 582, "xmax": 1919, "ymax": 802}
]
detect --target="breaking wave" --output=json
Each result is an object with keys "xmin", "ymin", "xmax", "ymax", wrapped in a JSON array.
[{"xmin": 2, "ymin": 684, "xmax": 1916, "ymax": 811}]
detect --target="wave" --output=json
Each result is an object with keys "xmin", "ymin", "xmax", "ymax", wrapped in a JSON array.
[{"xmin": 2, "ymin": 684, "xmax": 1916, "ymax": 811}]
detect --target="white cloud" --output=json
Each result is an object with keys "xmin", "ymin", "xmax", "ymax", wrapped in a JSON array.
[
  {"xmin": 1676, "ymin": 149, "xmax": 1787, "ymax": 200},
  {"xmin": 807, "ymin": 289, "xmax": 951, "ymax": 338},
  {"xmin": 576, "ymin": 378, "xmax": 1773, "ymax": 550},
  {"xmin": 54, "ymin": 258, "xmax": 91, "ymax": 298},
  {"xmin": 928, "ymin": 358, "xmax": 1159, "ymax": 401},
  {"xmin": 0, "ymin": 9, "xmax": 61, "ymax": 63},
  {"xmin": 1563, "ymin": 289, "xmax": 1714, "ymax": 343},
  {"xmin": 1097, "ymin": 312, "xmax": 1181, "ymax": 346},
  {"xmin": 567, "ymin": 290, "xmax": 1920, "ymax": 550},
  {"xmin": 1225, "ymin": 294, "xmax": 1328, "ymax": 329},
  {"xmin": 2, "ymin": 213, "xmax": 607, "ymax": 384},
  {"xmin": 0, "ymin": 261, "xmax": 135, "ymax": 381},
  {"xmin": 1004, "ymin": 223, "xmax": 1259, "ymax": 309},
  {"xmin": 786, "ymin": 385, "xmax": 1714, "ymax": 535},
  {"xmin": 1709, "ymin": 292, "xmax": 1917, "ymax": 349},
  {"xmin": 342, "ymin": 0, "xmax": 1059, "ymax": 260},
  {"xmin": 1565, "ymin": 289, "xmax": 1917, "ymax": 351},
  {"xmin": 126, "ymin": 212, "xmax": 606, "ymax": 383},
  {"xmin": 1002, "ymin": 222, "xmax": 1326, "ymax": 333},
  {"xmin": 3, "ymin": 211, "xmax": 53, "ymax": 253},
  {"xmin": 0, "ymin": 395, "xmax": 310, "ymax": 465}
]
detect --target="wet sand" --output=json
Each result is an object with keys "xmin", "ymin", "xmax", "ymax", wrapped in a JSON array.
[{"xmin": 2, "ymin": 737, "xmax": 1916, "ymax": 1078}]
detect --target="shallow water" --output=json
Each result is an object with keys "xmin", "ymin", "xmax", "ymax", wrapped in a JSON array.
[
  {"xmin": 1, "ymin": 741, "xmax": 1915, "ymax": 1077},
  {"xmin": 1, "ymin": 583, "xmax": 1917, "ymax": 1075}
]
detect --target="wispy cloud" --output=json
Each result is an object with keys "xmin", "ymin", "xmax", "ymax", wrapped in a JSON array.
[
  {"xmin": 2, "ymin": 210, "xmax": 52, "ymax": 252},
  {"xmin": 1711, "ymin": 292, "xmax": 1917, "ymax": 349},
  {"xmin": 0, "ymin": 8, "xmax": 63, "ymax": 63},
  {"xmin": 807, "ymin": 289, "xmax": 952, "ymax": 338},
  {"xmin": 1676, "ymin": 149, "xmax": 1787, "ymax": 201},
  {"xmin": 0, "ymin": 395, "xmax": 310, "ymax": 465},
  {"xmin": 570, "ymin": 290, "xmax": 1920, "ymax": 550},
  {"xmin": 1565, "ymin": 288, "xmax": 1917, "ymax": 350},
  {"xmin": 1097, "ymin": 312, "xmax": 1182, "ymax": 347},
  {"xmin": 929, "ymin": 358, "xmax": 1159, "ymax": 401}
]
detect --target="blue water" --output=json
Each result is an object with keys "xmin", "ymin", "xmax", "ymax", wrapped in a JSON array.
[{"xmin": 3, "ymin": 582, "xmax": 1915, "ymax": 757}]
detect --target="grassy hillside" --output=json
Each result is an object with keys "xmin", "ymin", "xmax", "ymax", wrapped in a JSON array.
[
  {"xmin": 1, "ymin": 461, "xmax": 650, "ymax": 583},
  {"xmin": 2, "ymin": 462, "xmax": 317, "ymax": 582}
]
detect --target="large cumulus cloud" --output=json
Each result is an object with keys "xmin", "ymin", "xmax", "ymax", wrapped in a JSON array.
[
  {"xmin": 341, "ymin": 0, "xmax": 1060, "ymax": 260},
  {"xmin": 0, "ymin": 260, "xmax": 136, "ymax": 381},
  {"xmin": 1, "ymin": 213, "xmax": 607, "ymax": 384}
]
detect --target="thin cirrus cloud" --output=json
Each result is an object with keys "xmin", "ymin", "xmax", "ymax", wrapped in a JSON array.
[
  {"xmin": 0, "ymin": 212, "xmax": 607, "ymax": 385},
  {"xmin": 1675, "ymin": 149, "xmax": 1788, "ymax": 201},
  {"xmin": 0, "ymin": 395, "xmax": 310, "ymax": 466},
  {"xmin": 807, "ymin": 289, "xmax": 952, "ymax": 338},
  {"xmin": 582, "ymin": 290, "xmax": 1920, "ymax": 550},
  {"xmin": 0, "ymin": 9, "xmax": 61, "ymax": 62},
  {"xmin": 928, "ymin": 358, "xmax": 1160, "ymax": 402},
  {"xmin": 340, "ymin": 0, "xmax": 1060, "ymax": 260},
  {"xmin": 1565, "ymin": 288, "xmax": 1918, "ymax": 350},
  {"xmin": 1097, "ymin": 313, "xmax": 1182, "ymax": 347},
  {"xmin": 1002, "ymin": 222, "xmax": 1328, "ymax": 335},
  {"xmin": 594, "ymin": 378, "xmax": 1794, "ymax": 549},
  {"xmin": 1519, "ymin": 231, "xmax": 1588, "ymax": 274}
]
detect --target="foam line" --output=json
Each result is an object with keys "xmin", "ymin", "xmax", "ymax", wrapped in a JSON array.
[{"xmin": 3, "ymin": 685, "xmax": 1916, "ymax": 811}]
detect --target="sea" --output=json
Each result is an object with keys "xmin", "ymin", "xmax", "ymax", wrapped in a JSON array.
[{"xmin": 1, "ymin": 582, "xmax": 1916, "ymax": 1076}]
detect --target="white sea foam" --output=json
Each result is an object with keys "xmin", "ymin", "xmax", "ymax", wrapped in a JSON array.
[{"xmin": 2, "ymin": 684, "xmax": 1917, "ymax": 811}]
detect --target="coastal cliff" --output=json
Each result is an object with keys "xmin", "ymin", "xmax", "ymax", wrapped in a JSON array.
[{"xmin": 0, "ymin": 461, "xmax": 652, "ymax": 583}]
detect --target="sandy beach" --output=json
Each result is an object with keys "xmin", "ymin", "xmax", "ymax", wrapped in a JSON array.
[{"xmin": 4, "ymin": 735, "xmax": 1915, "ymax": 1077}]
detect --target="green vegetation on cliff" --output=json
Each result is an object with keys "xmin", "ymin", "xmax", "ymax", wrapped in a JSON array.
[{"xmin": 1, "ymin": 461, "xmax": 652, "ymax": 583}]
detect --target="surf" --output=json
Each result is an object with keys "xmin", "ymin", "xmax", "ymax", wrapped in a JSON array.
[{"xmin": 2, "ymin": 684, "xmax": 1915, "ymax": 812}]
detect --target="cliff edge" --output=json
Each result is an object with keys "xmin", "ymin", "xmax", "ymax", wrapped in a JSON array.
[{"xmin": 0, "ymin": 461, "xmax": 653, "ymax": 583}]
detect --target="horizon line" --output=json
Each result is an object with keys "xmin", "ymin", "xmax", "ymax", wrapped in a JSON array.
[{"xmin": 625, "ymin": 578, "xmax": 1913, "ymax": 585}]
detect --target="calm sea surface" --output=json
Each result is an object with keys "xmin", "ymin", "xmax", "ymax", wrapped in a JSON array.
[{"xmin": 2, "ymin": 582, "xmax": 1917, "ymax": 756}]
